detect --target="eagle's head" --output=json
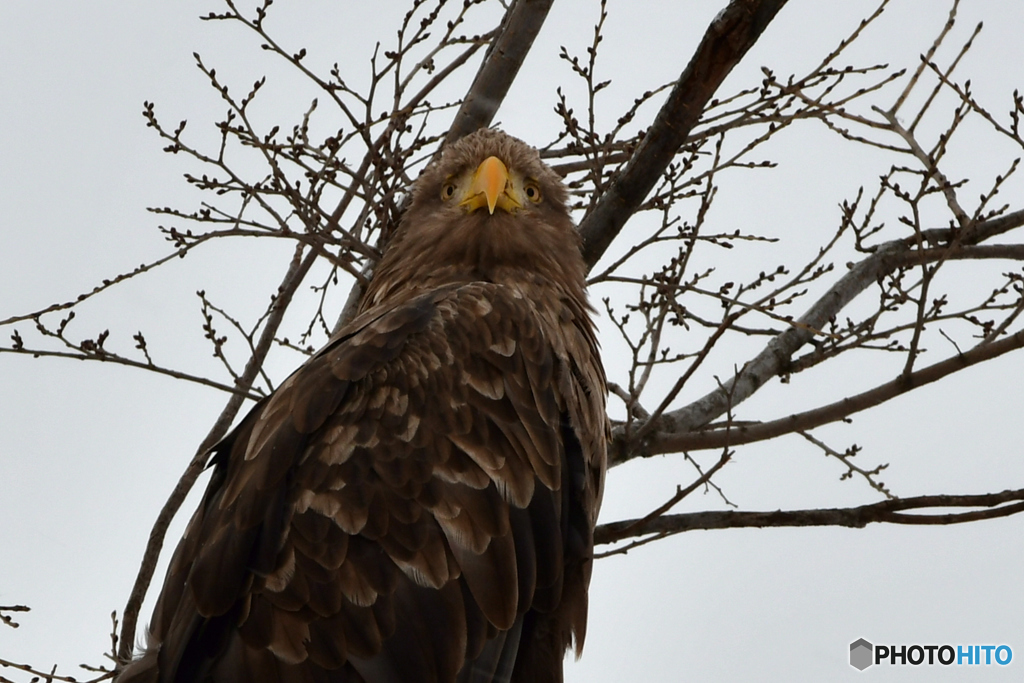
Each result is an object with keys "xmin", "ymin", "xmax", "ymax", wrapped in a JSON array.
[
  {"xmin": 421, "ymin": 127, "xmax": 571, "ymax": 219},
  {"xmin": 364, "ymin": 128, "xmax": 585, "ymax": 308}
]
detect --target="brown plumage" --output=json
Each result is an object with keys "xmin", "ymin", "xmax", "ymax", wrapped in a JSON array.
[{"xmin": 117, "ymin": 128, "xmax": 608, "ymax": 683}]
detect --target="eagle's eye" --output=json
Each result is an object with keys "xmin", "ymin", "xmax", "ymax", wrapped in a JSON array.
[
  {"xmin": 441, "ymin": 182, "xmax": 457, "ymax": 201},
  {"xmin": 524, "ymin": 181, "xmax": 542, "ymax": 203}
]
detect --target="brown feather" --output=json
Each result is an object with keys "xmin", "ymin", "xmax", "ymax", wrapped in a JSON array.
[{"xmin": 117, "ymin": 129, "xmax": 607, "ymax": 683}]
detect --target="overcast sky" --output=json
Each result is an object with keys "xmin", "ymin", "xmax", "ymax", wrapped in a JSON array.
[{"xmin": 3, "ymin": 1, "xmax": 1024, "ymax": 681}]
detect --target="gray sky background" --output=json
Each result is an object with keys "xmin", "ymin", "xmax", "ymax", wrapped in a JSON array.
[{"xmin": 2, "ymin": 1, "xmax": 1024, "ymax": 680}]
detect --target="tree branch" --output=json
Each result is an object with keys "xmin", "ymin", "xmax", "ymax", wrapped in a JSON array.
[
  {"xmin": 0, "ymin": 656, "xmax": 113, "ymax": 683},
  {"xmin": 596, "ymin": 488, "xmax": 1024, "ymax": 546},
  {"xmin": 579, "ymin": 0, "xmax": 790, "ymax": 268},
  {"xmin": 656, "ymin": 327, "xmax": 1024, "ymax": 453},
  {"xmin": 0, "ymin": 346, "xmax": 261, "ymax": 400},
  {"xmin": 0, "ymin": 604, "xmax": 29, "ymax": 629},
  {"xmin": 443, "ymin": 0, "xmax": 555, "ymax": 148},
  {"xmin": 117, "ymin": 245, "xmax": 317, "ymax": 664},
  {"xmin": 612, "ymin": 208, "xmax": 1024, "ymax": 465}
]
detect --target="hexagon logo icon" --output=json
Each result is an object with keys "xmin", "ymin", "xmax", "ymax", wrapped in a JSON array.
[{"xmin": 850, "ymin": 638, "xmax": 873, "ymax": 670}]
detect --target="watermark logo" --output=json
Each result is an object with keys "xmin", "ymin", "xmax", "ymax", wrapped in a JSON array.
[
  {"xmin": 850, "ymin": 639, "xmax": 873, "ymax": 671},
  {"xmin": 849, "ymin": 639, "xmax": 1012, "ymax": 669}
]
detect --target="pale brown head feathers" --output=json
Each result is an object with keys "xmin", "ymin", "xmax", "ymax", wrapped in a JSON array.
[{"xmin": 363, "ymin": 129, "xmax": 586, "ymax": 310}]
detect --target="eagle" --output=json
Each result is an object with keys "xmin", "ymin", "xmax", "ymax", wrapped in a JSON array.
[{"xmin": 117, "ymin": 128, "xmax": 608, "ymax": 683}]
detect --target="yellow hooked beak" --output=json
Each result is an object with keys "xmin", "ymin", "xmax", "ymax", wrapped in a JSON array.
[{"xmin": 459, "ymin": 156, "xmax": 522, "ymax": 215}]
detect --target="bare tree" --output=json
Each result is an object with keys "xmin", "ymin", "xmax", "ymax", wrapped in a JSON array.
[{"xmin": 4, "ymin": 0, "xmax": 1024, "ymax": 678}]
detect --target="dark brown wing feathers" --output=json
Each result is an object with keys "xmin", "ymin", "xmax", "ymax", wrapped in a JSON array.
[{"xmin": 118, "ymin": 129, "xmax": 607, "ymax": 683}]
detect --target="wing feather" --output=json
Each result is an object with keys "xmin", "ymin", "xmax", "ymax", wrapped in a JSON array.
[{"xmin": 127, "ymin": 279, "xmax": 604, "ymax": 682}]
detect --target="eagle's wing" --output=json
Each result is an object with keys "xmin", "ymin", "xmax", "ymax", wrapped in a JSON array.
[{"xmin": 129, "ymin": 280, "xmax": 605, "ymax": 683}]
